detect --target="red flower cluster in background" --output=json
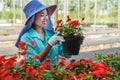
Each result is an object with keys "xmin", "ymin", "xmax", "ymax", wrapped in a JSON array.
[{"xmin": 0, "ymin": 40, "xmax": 119, "ymax": 80}]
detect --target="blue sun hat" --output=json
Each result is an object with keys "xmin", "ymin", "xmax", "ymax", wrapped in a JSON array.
[{"xmin": 15, "ymin": 0, "xmax": 57, "ymax": 47}]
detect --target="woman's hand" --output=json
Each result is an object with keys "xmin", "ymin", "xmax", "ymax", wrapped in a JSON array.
[{"xmin": 48, "ymin": 34, "xmax": 65, "ymax": 46}]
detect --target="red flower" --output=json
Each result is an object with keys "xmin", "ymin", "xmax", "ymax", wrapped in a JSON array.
[
  {"xmin": 42, "ymin": 63, "xmax": 52, "ymax": 69},
  {"xmin": 77, "ymin": 73, "xmax": 85, "ymax": 79},
  {"xmin": 43, "ymin": 59, "xmax": 52, "ymax": 63},
  {"xmin": 59, "ymin": 60, "xmax": 65, "ymax": 68},
  {"xmin": 18, "ymin": 41, "xmax": 26, "ymax": 49},
  {"xmin": 9, "ymin": 56, "xmax": 18, "ymax": 61},
  {"xmin": 70, "ymin": 59, "xmax": 79, "ymax": 65},
  {"xmin": 69, "ymin": 74, "xmax": 77, "ymax": 80},
  {"xmin": 3, "ymin": 59, "xmax": 15, "ymax": 68},
  {"xmin": 106, "ymin": 54, "xmax": 112, "ymax": 57},
  {"xmin": 64, "ymin": 68, "xmax": 71, "ymax": 73},
  {"xmin": 37, "ymin": 65, "xmax": 45, "ymax": 74},
  {"xmin": 58, "ymin": 56, "xmax": 66, "ymax": 67},
  {"xmin": 59, "ymin": 56, "xmax": 66, "ymax": 61},
  {"xmin": 13, "ymin": 73, "xmax": 22, "ymax": 79},
  {"xmin": 4, "ymin": 76, "xmax": 16, "ymax": 80},
  {"xmin": 34, "ymin": 54, "xmax": 40, "ymax": 59},
  {"xmin": 20, "ymin": 50, "xmax": 27, "ymax": 56},
  {"xmin": 90, "ymin": 71, "xmax": 100, "ymax": 77},
  {"xmin": 71, "ymin": 20, "xmax": 79, "ymax": 27},
  {"xmin": 56, "ymin": 19, "xmax": 62, "ymax": 25},
  {"xmin": 81, "ymin": 17, "xmax": 85, "ymax": 21},
  {"xmin": 80, "ymin": 58, "xmax": 92, "ymax": 64},
  {"xmin": 102, "ymin": 71, "xmax": 108, "ymax": 77},
  {"xmin": 30, "ymin": 40, "xmax": 35, "ymax": 46},
  {"xmin": 66, "ymin": 59, "xmax": 79, "ymax": 69},
  {"xmin": 26, "ymin": 66, "xmax": 36, "ymax": 75},
  {"xmin": 1, "ymin": 70, "xmax": 10, "ymax": 78},
  {"xmin": 19, "ymin": 59, "xmax": 26, "ymax": 68},
  {"xmin": 66, "ymin": 15, "xmax": 71, "ymax": 22},
  {"xmin": 0, "ymin": 55, "xmax": 5, "ymax": 63},
  {"xmin": 34, "ymin": 75, "xmax": 42, "ymax": 80},
  {"xmin": 92, "ymin": 62, "xmax": 107, "ymax": 70},
  {"xmin": 54, "ymin": 26, "xmax": 59, "ymax": 32},
  {"xmin": 107, "ymin": 67, "xmax": 115, "ymax": 72}
]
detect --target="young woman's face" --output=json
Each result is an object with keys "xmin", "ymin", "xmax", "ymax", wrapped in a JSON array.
[{"xmin": 34, "ymin": 9, "xmax": 48, "ymax": 28}]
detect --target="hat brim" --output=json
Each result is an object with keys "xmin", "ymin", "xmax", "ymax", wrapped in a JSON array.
[{"xmin": 47, "ymin": 5, "xmax": 57, "ymax": 16}]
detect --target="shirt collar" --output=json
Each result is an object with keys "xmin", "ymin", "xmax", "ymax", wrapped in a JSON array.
[{"xmin": 29, "ymin": 27, "xmax": 49, "ymax": 41}]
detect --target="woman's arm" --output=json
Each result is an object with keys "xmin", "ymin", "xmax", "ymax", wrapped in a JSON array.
[
  {"xmin": 39, "ymin": 34, "xmax": 65, "ymax": 62},
  {"xmin": 39, "ymin": 44, "xmax": 52, "ymax": 62}
]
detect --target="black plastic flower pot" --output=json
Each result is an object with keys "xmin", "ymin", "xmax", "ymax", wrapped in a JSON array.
[{"xmin": 62, "ymin": 36, "xmax": 84, "ymax": 55}]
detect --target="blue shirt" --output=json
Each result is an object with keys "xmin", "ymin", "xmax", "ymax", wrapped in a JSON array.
[{"xmin": 21, "ymin": 27, "xmax": 70, "ymax": 65}]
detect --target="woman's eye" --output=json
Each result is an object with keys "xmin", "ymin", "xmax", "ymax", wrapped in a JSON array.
[
  {"xmin": 40, "ymin": 14, "xmax": 48, "ymax": 17},
  {"xmin": 40, "ymin": 14, "xmax": 44, "ymax": 17}
]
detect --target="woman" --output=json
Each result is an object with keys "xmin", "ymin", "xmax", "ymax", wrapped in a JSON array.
[{"xmin": 15, "ymin": 0, "xmax": 70, "ymax": 65}]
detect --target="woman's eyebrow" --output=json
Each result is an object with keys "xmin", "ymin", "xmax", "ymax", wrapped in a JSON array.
[{"xmin": 39, "ymin": 12, "xmax": 46, "ymax": 14}]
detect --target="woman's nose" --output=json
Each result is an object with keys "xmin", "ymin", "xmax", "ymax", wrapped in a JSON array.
[{"xmin": 44, "ymin": 16, "xmax": 48, "ymax": 20}]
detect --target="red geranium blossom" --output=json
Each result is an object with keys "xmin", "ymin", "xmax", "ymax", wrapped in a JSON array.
[
  {"xmin": 20, "ymin": 50, "xmax": 27, "ymax": 56},
  {"xmin": 26, "ymin": 66, "xmax": 37, "ymax": 75},
  {"xmin": 71, "ymin": 20, "xmax": 79, "ymax": 27},
  {"xmin": 30, "ymin": 40, "xmax": 35, "ymax": 46},
  {"xmin": 66, "ymin": 15, "xmax": 71, "ymax": 22},
  {"xmin": 13, "ymin": 73, "xmax": 22, "ymax": 79},
  {"xmin": 4, "ymin": 76, "xmax": 16, "ymax": 80},
  {"xmin": 19, "ymin": 59, "xmax": 26, "ymax": 68},
  {"xmin": 18, "ymin": 41, "xmax": 26, "ymax": 49},
  {"xmin": 56, "ymin": 19, "xmax": 62, "ymax": 25},
  {"xmin": 37, "ymin": 65, "xmax": 45, "ymax": 74},
  {"xmin": 34, "ymin": 54, "xmax": 40, "ymax": 59},
  {"xmin": 58, "ymin": 56, "xmax": 66, "ymax": 68},
  {"xmin": 1, "ymin": 70, "xmax": 10, "ymax": 78},
  {"xmin": 3, "ymin": 58, "xmax": 16, "ymax": 68}
]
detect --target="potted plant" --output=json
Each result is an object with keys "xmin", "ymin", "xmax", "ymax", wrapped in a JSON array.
[{"xmin": 54, "ymin": 16, "xmax": 85, "ymax": 55}]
